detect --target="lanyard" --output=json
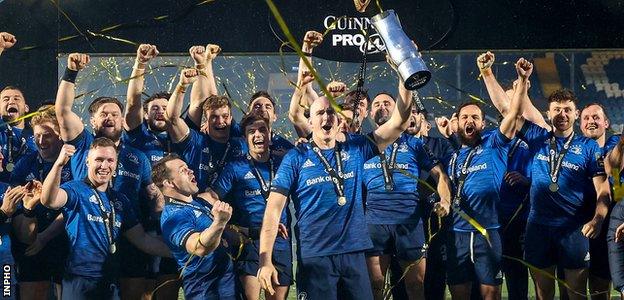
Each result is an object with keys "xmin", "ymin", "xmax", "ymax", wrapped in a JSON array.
[
  {"xmin": 84, "ymin": 179, "xmax": 117, "ymax": 254},
  {"xmin": 207, "ymin": 141, "xmax": 231, "ymax": 185},
  {"xmin": 5, "ymin": 125, "xmax": 25, "ymax": 171},
  {"xmin": 310, "ymin": 141, "xmax": 347, "ymax": 206},
  {"xmin": 548, "ymin": 132, "xmax": 575, "ymax": 192},
  {"xmin": 449, "ymin": 146, "xmax": 479, "ymax": 206},
  {"xmin": 246, "ymin": 154, "xmax": 274, "ymax": 200},
  {"xmin": 378, "ymin": 142, "xmax": 399, "ymax": 191}
]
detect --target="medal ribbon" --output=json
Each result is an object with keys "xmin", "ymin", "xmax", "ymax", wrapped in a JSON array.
[
  {"xmin": 310, "ymin": 141, "xmax": 346, "ymax": 202},
  {"xmin": 548, "ymin": 132, "xmax": 575, "ymax": 186}
]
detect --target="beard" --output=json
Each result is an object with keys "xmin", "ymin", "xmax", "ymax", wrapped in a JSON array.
[
  {"xmin": 95, "ymin": 127, "xmax": 122, "ymax": 142},
  {"xmin": 374, "ymin": 109, "xmax": 391, "ymax": 126},
  {"xmin": 458, "ymin": 128, "xmax": 482, "ymax": 146}
]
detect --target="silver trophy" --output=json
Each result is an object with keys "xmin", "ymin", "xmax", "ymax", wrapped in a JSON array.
[{"xmin": 371, "ymin": 10, "xmax": 431, "ymax": 90}]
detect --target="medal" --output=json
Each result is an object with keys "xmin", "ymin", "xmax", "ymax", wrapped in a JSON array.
[
  {"xmin": 109, "ymin": 243, "xmax": 117, "ymax": 254},
  {"xmin": 338, "ymin": 196, "xmax": 347, "ymax": 206},
  {"xmin": 5, "ymin": 163, "xmax": 14, "ymax": 172},
  {"xmin": 549, "ymin": 182, "xmax": 559, "ymax": 193}
]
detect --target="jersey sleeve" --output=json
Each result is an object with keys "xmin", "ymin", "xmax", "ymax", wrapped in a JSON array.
[
  {"xmin": 162, "ymin": 208, "xmax": 198, "ymax": 248},
  {"xmin": 604, "ymin": 135, "xmax": 620, "ymax": 156},
  {"xmin": 517, "ymin": 121, "xmax": 550, "ymax": 152},
  {"xmin": 270, "ymin": 148, "xmax": 301, "ymax": 196},
  {"xmin": 172, "ymin": 128, "xmax": 202, "ymax": 162},
  {"xmin": 411, "ymin": 137, "xmax": 438, "ymax": 172},
  {"xmin": 212, "ymin": 162, "xmax": 236, "ymax": 199},
  {"xmin": 60, "ymin": 182, "xmax": 80, "ymax": 214},
  {"xmin": 586, "ymin": 140, "xmax": 607, "ymax": 178}
]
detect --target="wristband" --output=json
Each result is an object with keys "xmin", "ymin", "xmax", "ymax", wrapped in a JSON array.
[
  {"xmin": 62, "ymin": 68, "xmax": 79, "ymax": 83},
  {"xmin": 197, "ymin": 232, "xmax": 208, "ymax": 248},
  {"xmin": 23, "ymin": 207, "xmax": 36, "ymax": 218}
]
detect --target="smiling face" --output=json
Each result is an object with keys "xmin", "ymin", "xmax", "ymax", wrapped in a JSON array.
[
  {"xmin": 580, "ymin": 104, "xmax": 608, "ymax": 140},
  {"xmin": 205, "ymin": 106, "xmax": 232, "ymax": 140},
  {"xmin": 164, "ymin": 158, "xmax": 199, "ymax": 196},
  {"xmin": 457, "ymin": 104, "xmax": 485, "ymax": 145},
  {"xmin": 90, "ymin": 103, "xmax": 124, "ymax": 142},
  {"xmin": 0, "ymin": 88, "xmax": 28, "ymax": 122},
  {"xmin": 547, "ymin": 100, "xmax": 577, "ymax": 133},
  {"xmin": 309, "ymin": 97, "xmax": 339, "ymax": 143},
  {"xmin": 33, "ymin": 122, "xmax": 64, "ymax": 161},
  {"xmin": 249, "ymin": 96, "xmax": 276, "ymax": 124},
  {"xmin": 86, "ymin": 146, "xmax": 118, "ymax": 187},
  {"xmin": 245, "ymin": 119, "xmax": 271, "ymax": 156},
  {"xmin": 145, "ymin": 98, "xmax": 168, "ymax": 132},
  {"xmin": 370, "ymin": 94, "xmax": 395, "ymax": 126}
]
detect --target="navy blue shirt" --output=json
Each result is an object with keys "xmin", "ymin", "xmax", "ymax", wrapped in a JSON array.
[
  {"xmin": 0, "ymin": 126, "xmax": 36, "ymax": 181},
  {"xmin": 271, "ymin": 134, "xmax": 378, "ymax": 258},
  {"xmin": 61, "ymin": 180, "xmax": 138, "ymax": 277},
  {"xmin": 497, "ymin": 137, "xmax": 532, "ymax": 220},
  {"xmin": 67, "ymin": 131, "xmax": 153, "ymax": 225},
  {"xmin": 363, "ymin": 133, "xmax": 438, "ymax": 225},
  {"xmin": 10, "ymin": 151, "xmax": 72, "ymax": 265},
  {"xmin": 0, "ymin": 183, "xmax": 13, "ymax": 266},
  {"xmin": 123, "ymin": 122, "xmax": 172, "ymax": 165},
  {"xmin": 172, "ymin": 128, "xmax": 245, "ymax": 192},
  {"xmin": 212, "ymin": 154, "xmax": 290, "ymax": 250},
  {"xmin": 160, "ymin": 197, "xmax": 235, "ymax": 299},
  {"xmin": 448, "ymin": 129, "xmax": 512, "ymax": 231},
  {"xmin": 520, "ymin": 121, "xmax": 605, "ymax": 227}
]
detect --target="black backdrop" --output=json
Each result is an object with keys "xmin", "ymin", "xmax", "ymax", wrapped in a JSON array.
[{"xmin": 1, "ymin": 0, "xmax": 623, "ymax": 106}]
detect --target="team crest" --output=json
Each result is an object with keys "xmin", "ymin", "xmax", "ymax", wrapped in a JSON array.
[
  {"xmin": 114, "ymin": 201, "xmax": 123, "ymax": 211},
  {"xmin": 297, "ymin": 292, "xmax": 308, "ymax": 300},
  {"xmin": 340, "ymin": 151, "xmax": 350, "ymax": 161},
  {"xmin": 397, "ymin": 143, "xmax": 409, "ymax": 153},
  {"xmin": 570, "ymin": 145, "xmax": 582, "ymax": 155},
  {"xmin": 126, "ymin": 153, "xmax": 139, "ymax": 164}
]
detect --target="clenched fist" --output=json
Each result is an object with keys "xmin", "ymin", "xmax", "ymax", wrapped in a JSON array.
[
  {"xmin": 0, "ymin": 32, "xmax": 16, "ymax": 50},
  {"xmin": 136, "ymin": 44, "xmax": 159, "ymax": 64},
  {"xmin": 302, "ymin": 31, "xmax": 323, "ymax": 53},
  {"xmin": 190, "ymin": 44, "xmax": 221, "ymax": 65},
  {"xmin": 178, "ymin": 68, "xmax": 199, "ymax": 86},
  {"xmin": 477, "ymin": 51, "xmax": 495, "ymax": 71},
  {"xmin": 67, "ymin": 53, "xmax": 90, "ymax": 71},
  {"xmin": 55, "ymin": 144, "xmax": 76, "ymax": 167},
  {"xmin": 327, "ymin": 81, "xmax": 347, "ymax": 98},
  {"xmin": 515, "ymin": 58, "xmax": 533, "ymax": 80},
  {"xmin": 211, "ymin": 200, "xmax": 232, "ymax": 225}
]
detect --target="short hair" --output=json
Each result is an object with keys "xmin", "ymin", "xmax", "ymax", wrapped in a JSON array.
[
  {"xmin": 580, "ymin": 102, "xmax": 609, "ymax": 121},
  {"xmin": 248, "ymin": 91, "xmax": 276, "ymax": 109},
  {"xmin": 151, "ymin": 154, "xmax": 182, "ymax": 189},
  {"xmin": 344, "ymin": 89, "xmax": 370, "ymax": 107},
  {"xmin": 548, "ymin": 89, "xmax": 578, "ymax": 105},
  {"xmin": 88, "ymin": 97, "xmax": 124, "ymax": 115},
  {"xmin": 90, "ymin": 137, "xmax": 118, "ymax": 152},
  {"xmin": 1, "ymin": 85, "xmax": 23, "ymax": 94},
  {"xmin": 456, "ymin": 102, "xmax": 484, "ymax": 119},
  {"xmin": 373, "ymin": 91, "xmax": 395, "ymax": 101},
  {"xmin": 202, "ymin": 95, "xmax": 231, "ymax": 113},
  {"xmin": 240, "ymin": 112, "xmax": 270, "ymax": 134},
  {"xmin": 143, "ymin": 92, "xmax": 171, "ymax": 112},
  {"xmin": 30, "ymin": 105, "xmax": 59, "ymax": 129}
]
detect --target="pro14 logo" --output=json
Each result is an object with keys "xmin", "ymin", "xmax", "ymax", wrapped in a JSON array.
[{"xmin": 323, "ymin": 15, "xmax": 385, "ymax": 55}]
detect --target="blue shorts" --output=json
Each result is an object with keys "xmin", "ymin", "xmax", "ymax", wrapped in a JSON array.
[
  {"xmin": 235, "ymin": 239, "xmax": 293, "ymax": 286},
  {"xmin": 365, "ymin": 222, "xmax": 426, "ymax": 261},
  {"xmin": 445, "ymin": 229, "xmax": 503, "ymax": 286},
  {"xmin": 62, "ymin": 274, "xmax": 120, "ymax": 300},
  {"xmin": 296, "ymin": 251, "xmax": 373, "ymax": 300},
  {"xmin": 524, "ymin": 222, "xmax": 590, "ymax": 269}
]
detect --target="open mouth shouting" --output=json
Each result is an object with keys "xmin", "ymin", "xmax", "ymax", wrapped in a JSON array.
[
  {"xmin": 465, "ymin": 124, "xmax": 476, "ymax": 136},
  {"xmin": 6, "ymin": 105, "xmax": 19, "ymax": 118}
]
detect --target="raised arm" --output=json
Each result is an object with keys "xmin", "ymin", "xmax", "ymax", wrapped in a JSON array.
[
  {"xmin": 41, "ymin": 145, "xmax": 75, "ymax": 210},
  {"xmin": 300, "ymin": 31, "xmax": 322, "ymax": 105},
  {"xmin": 0, "ymin": 32, "xmax": 16, "ymax": 57},
  {"xmin": 166, "ymin": 69, "xmax": 198, "ymax": 143},
  {"xmin": 500, "ymin": 58, "xmax": 532, "ymax": 139},
  {"xmin": 56, "ymin": 53, "xmax": 90, "ymax": 142},
  {"xmin": 373, "ymin": 77, "xmax": 413, "ymax": 151},
  {"xmin": 188, "ymin": 44, "xmax": 221, "ymax": 128},
  {"xmin": 429, "ymin": 165, "xmax": 452, "ymax": 217},
  {"xmin": 183, "ymin": 200, "xmax": 232, "ymax": 256},
  {"xmin": 257, "ymin": 191, "xmax": 288, "ymax": 296},
  {"xmin": 125, "ymin": 44, "xmax": 159, "ymax": 131},
  {"xmin": 478, "ymin": 52, "xmax": 511, "ymax": 116},
  {"xmin": 289, "ymin": 70, "xmax": 315, "ymax": 138}
]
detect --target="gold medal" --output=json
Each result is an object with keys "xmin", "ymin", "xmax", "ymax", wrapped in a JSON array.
[
  {"xmin": 549, "ymin": 182, "xmax": 559, "ymax": 193},
  {"xmin": 338, "ymin": 196, "xmax": 347, "ymax": 206},
  {"xmin": 5, "ymin": 163, "xmax": 14, "ymax": 172}
]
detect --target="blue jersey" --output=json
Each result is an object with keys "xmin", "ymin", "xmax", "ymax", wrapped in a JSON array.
[
  {"xmin": 271, "ymin": 134, "xmax": 378, "ymax": 258},
  {"xmin": 212, "ymin": 154, "xmax": 290, "ymax": 250},
  {"xmin": 172, "ymin": 128, "xmax": 245, "ymax": 192},
  {"xmin": 10, "ymin": 151, "xmax": 72, "ymax": 263},
  {"xmin": 497, "ymin": 137, "xmax": 532, "ymax": 220},
  {"xmin": 582, "ymin": 135, "xmax": 620, "ymax": 220},
  {"xmin": 0, "ymin": 126, "xmax": 36, "ymax": 181},
  {"xmin": 123, "ymin": 122, "xmax": 171, "ymax": 165},
  {"xmin": 67, "ymin": 131, "xmax": 153, "ymax": 225},
  {"xmin": 519, "ymin": 121, "xmax": 605, "ymax": 227},
  {"xmin": 160, "ymin": 197, "xmax": 235, "ymax": 299},
  {"xmin": 448, "ymin": 129, "xmax": 511, "ymax": 231},
  {"xmin": 61, "ymin": 180, "xmax": 138, "ymax": 277},
  {"xmin": 0, "ymin": 183, "xmax": 13, "ymax": 266},
  {"xmin": 240, "ymin": 133, "xmax": 294, "ymax": 159},
  {"xmin": 363, "ymin": 133, "xmax": 438, "ymax": 225}
]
